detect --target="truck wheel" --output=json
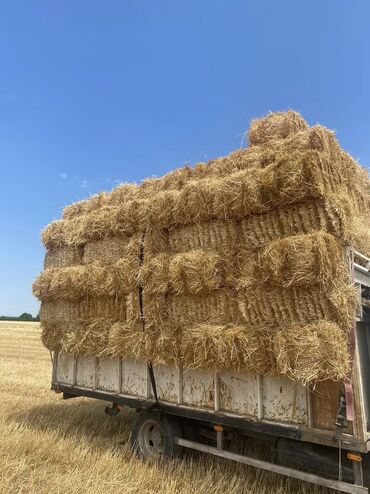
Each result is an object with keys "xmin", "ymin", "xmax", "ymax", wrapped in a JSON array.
[{"xmin": 130, "ymin": 410, "xmax": 183, "ymax": 459}]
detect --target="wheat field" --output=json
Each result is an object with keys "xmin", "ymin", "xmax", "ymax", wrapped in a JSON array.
[{"xmin": 0, "ymin": 321, "xmax": 335, "ymax": 494}]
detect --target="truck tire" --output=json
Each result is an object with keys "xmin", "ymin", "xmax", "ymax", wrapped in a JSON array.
[{"xmin": 130, "ymin": 410, "xmax": 183, "ymax": 459}]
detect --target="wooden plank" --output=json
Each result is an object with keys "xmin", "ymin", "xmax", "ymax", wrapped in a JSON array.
[{"xmin": 311, "ymin": 381, "xmax": 352, "ymax": 434}]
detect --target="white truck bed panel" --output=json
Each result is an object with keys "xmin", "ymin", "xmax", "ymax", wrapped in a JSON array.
[{"xmin": 55, "ymin": 353, "xmax": 310, "ymax": 426}]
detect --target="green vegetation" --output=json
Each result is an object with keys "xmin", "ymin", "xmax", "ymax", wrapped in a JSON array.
[{"xmin": 0, "ymin": 313, "xmax": 39, "ymax": 322}]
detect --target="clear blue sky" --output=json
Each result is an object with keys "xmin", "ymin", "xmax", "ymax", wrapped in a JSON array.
[{"xmin": 0, "ymin": 1, "xmax": 369, "ymax": 317}]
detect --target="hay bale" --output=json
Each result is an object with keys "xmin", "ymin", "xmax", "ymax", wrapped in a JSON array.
[
  {"xmin": 33, "ymin": 259, "xmax": 138, "ymax": 302},
  {"xmin": 83, "ymin": 236, "xmax": 135, "ymax": 265},
  {"xmin": 274, "ymin": 322, "xmax": 350, "ymax": 385},
  {"xmin": 169, "ymin": 250, "xmax": 224, "ymax": 295},
  {"xmin": 107, "ymin": 321, "xmax": 144, "ymax": 359},
  {"xmin": 62, "ymin": 192, "xmax": 109, "ymax": 220},
  {"xmin": 167, "ymin": 289, "xmax": 240, "ymax": 326},
  {"xmin": 42, "ymin": 147, "xmax": 368, "ymax": 248},
  {"xmin": 169, "ymin": 219, "xmax": 239, "ymax": 254},
  {"xmin": 40, "ymin": 296, "xmax": 128, "ymax": 324},
  {"xmin": 180, "ymin": 324, "xmax": 272, "ymax": 374},
  {"xmin": 242, "ymin": 232, "xmax": 347, "ymax": 289},
  {"xmin": 62, "ymin": 320, "xmax": 112, "ymax": 356},
  {"xmin": 44, "ymin": 246, "xmax": 83, "ymax": 269},
  {"xmin": 139, "ymin": 253, "xmax": 170, "ymax": 295},
  {"xmin": 40, "ymin": 323, "xmax": 64, "ymax": 352},
  {"xmin": 238, "ymin": 283, "xmax": 357, "ymax": 331},
  {"xmin": 248, "ymin": 110, "xmax": 309, "ymax": 146},
  {"xmin": 39, "ymin": 300, "xmax": 80, "ymax": 323}
]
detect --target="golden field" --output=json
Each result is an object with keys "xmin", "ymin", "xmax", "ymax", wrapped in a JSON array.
[{"xmin": 0, "ymin": 321, "xmax": 334, "ymax": 493}]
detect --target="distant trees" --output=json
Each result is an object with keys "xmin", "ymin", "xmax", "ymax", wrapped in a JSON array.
[
  {"xmin": 0, "ymin": 313, "xmax": 39, "ymax": 322},
  {"xmin": 19, "ymin": 313, "xmax": 33, "ymax": 321}
]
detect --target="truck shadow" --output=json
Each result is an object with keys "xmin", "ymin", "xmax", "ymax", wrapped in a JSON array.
[{"xmin": 9, "ymin": 397, "xmax": 136, "ymax": 448}]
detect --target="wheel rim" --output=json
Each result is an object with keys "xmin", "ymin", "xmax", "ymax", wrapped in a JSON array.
[{"xmin": 138, "ymin": 419, "xmax": 165, "ymax": 457}]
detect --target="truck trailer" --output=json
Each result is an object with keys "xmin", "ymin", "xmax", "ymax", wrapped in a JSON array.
[{"xmin": 50, "ymin": 248, "xmax": 370, "ymax": 494}]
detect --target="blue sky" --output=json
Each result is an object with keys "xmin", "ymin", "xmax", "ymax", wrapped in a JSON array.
[{"xmin": 0, "ymin": 1, "xmax": 369, "ymax": 316}]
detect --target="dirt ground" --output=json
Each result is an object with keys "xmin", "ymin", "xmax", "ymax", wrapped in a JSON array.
[{"xmin": 0, "ymin": 321, "xmax": 334, "ymax": 493}]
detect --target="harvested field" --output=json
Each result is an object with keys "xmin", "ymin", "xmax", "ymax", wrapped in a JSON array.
[{"xmin": 0, "ymin": 321, "xmax": 337, "ymax": 493}]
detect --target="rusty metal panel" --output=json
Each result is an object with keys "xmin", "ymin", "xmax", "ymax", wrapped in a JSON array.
[
  {"xmin": 97, "ymin": 357, "xmax": 119, "ymax": 392},
  {"xmin": 76, "ymin": 356, "xmax": 95, "ymax": 389},
  {"xmin": 121, "ymin": 359, "xmax": 147, "ymax": 397},
  {"xmin": 153, "ymin": 363, "xmax": 178, "ymax": 403},
  {"xmin": 263, "ymin": 376, "xmax": 308, "ymax": 424},
  {"xmin": 56, "ymin": 352, "xmax": 74, "ymax": 384},
  {"xmin": 219, "ymin": 371, "xmax": 259, "ymax": 416},
  {"xmin": 182, "ymin": 368, "xmax": 214, "ymax": 409}
]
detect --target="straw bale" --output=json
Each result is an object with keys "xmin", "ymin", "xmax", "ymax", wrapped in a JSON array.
[
  {"xmin": 168, "ymin": 219, "xmax": 239, "ymax": 254},
  {"xmin": 126, "ymin": 291, "xmax": 141, "ymax": 327},
  {"xmin": 83, "ymin": 235, "xmax": 138, "ymax": 265},
  {"xmin": 139, "ymin": 253, "xmax": 170, "ymax": 295},
  {"xmin": 350, "ymin": 215, "xmax": 370, "ymax": 258},
  {"xmin": 40, "ymin": 296, "xmax": 127, "ymax": 324},
  {"xmin": 243, "ymin": 232, "xmax": 347, "ymax": 289},
  {"xmin": 42, "ymin": 149, "xmax": 368, "ymax": 248},
  {"xmin": 62, "ymin": 192, "xmax": 109, "ymax": 219},
  {"xmin": 274, "ymin": 322, "xmax": 350, "ymax": 385},
  {"xmin": 40, "ymin": 323, "xmax": 64, "ymax": 352},
  {"xmin": 238, "ymin": 283, "xmax": 357, "ymax": 330},
  {"xmin": 40, "ymin": 300, "xmax": 79, "ymax": 323},
  {"xmin": 143, "ymin": 324, "xmax": 182, "ymax": 365},
  {"xmin": 33, "ymin": 258, "xmax": 139, "ymax": 301},
  {"xmin": 142, "ymin": 293, "xmax": 169, "ymax": 327},
  {"xmin": 105, "ymin": 183, "xmax": 140, "ymax": 207},
  {"xmin": 142, "ymin": 190, "xmax": 179, "ymax": 231},
  {"xmin": 248, "ymin": 110, "xmax": 309, "ymax": 146},
  {"xmin": 62, "ymin": 320, "xmax": 111, "ymax": 356},
  {"xmin": 145, "ymin": 228, "xmax": 169, "ymax": 254},
  {"xmin": 167, "ymin": 289, "xmax": 240, "ymax": 326},
  {"xmin": 44, "ymin": 246, "xmax": 83, "ymax": 269},
  {"xmin": 239, "ymin": 198, "xmax": 350, "ymax": 251},
  {"xmin": 107, "ymin": 321, "xmax": 145, "ymax": 359},
  {"xmin": 180, "ymin": 324, "xmax": 272, "ymax": 374},
  {"xmin": 169, "ymin": 250, "xmax": 224, "ymax": 295},
  {"xmin": 43, "ymin": 202, "xmax": 145, "ymax": 248}
]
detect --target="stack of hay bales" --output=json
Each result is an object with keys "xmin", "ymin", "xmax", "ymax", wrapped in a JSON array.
[{"xmin": 33, "ymin": 111, "xmax": 370, "ymax": 386}]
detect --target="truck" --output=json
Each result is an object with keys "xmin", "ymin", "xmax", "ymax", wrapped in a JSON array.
[{"xmin": 50, "ymin": 247, "xmax": 370, "ymax": 494}]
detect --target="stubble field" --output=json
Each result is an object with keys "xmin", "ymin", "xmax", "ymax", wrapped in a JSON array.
[{"xmin": 0, "ymin": 321, "xmax": 333, "ymax": 493}]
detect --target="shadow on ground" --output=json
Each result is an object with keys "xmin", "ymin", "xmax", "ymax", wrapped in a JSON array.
[{"xmin": 8, "ymin": 397, "xmax": 136, "ymax": 447}]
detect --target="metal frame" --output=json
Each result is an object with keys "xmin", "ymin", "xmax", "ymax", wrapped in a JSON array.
[{"xmin": 175, "ymin": 438, "xmax": 367, "ymax": 494}]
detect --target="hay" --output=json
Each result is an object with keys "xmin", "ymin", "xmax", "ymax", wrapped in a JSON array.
[
  {"xmin": 244, "ymin": 232, "xmax": 347, "ymax": 289},
  {"xmin": 238, "ymin": 283, "xmax": 357, "ymax": 331},
  {"xmin": 107, "ymin": 321, "xmax": 144, "ymax": 359},
  {"xmin": 33, "ymin": 259, "xmax": 138, "ymax": 301},
  {"xmin": 168, "ymin": 219, "xmax": 239, "ymax": 254},
  {"xmin": 83, "ymin": 235, "xmax": 136, "ymax": 265},
  {"xmin": 274, "ymin": 322, "xmax": 350, "ymax": 385},
  {"xmin": 169, "ymin": 250, "xmax": 224, "ymax": 295},
  {"xmin": 248, "ymin": 110, "xmax": 309, "ymax": 146},
  {"xmin": 40, "ymin": 296, "xmax": 128, "ymax": 324},
  {"xmin": 167, "ymin": 289, "xmax": 240, "ymax": 326},
  {"xmin": 42, "ymin": 147, "xmax": 368, "ymax": 248},
  {"xmin": 44, "ymin": 246, "xmax": 83, "ymax": 269},
  {"xmin": 139, "ymin": 253, "xmax": 170, "ymax": 295},
  {"xmin": 180, "ymin": 324, "xmax": 272, "ymax": 374},
  {"xmin": 62, "ymin": 320, "xmax": 111, "ymax": 356},
  {"xmin": 35, "ymin": 110, "xmax": 370, "ymax": 384},
  {"xmin": 62, "ymin": 191, "xmax": 110, "ymax": 219},
  {"xmin": 40, "ymin": 323, "xmax": 63, "ymax": 352}
]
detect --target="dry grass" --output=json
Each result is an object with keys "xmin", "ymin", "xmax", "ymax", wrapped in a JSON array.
[
  {"xmin": 248, "ymin": 110, "xmax": 309, "ymax": 146},
  {"xmin": 0, "ymin": 321, "xmax": 337, "ymax": 493}
]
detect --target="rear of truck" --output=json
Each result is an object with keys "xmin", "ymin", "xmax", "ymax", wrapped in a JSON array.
[{"xmin": 34, "ymin": 111, "xmax": 370, "ymax": 493}]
